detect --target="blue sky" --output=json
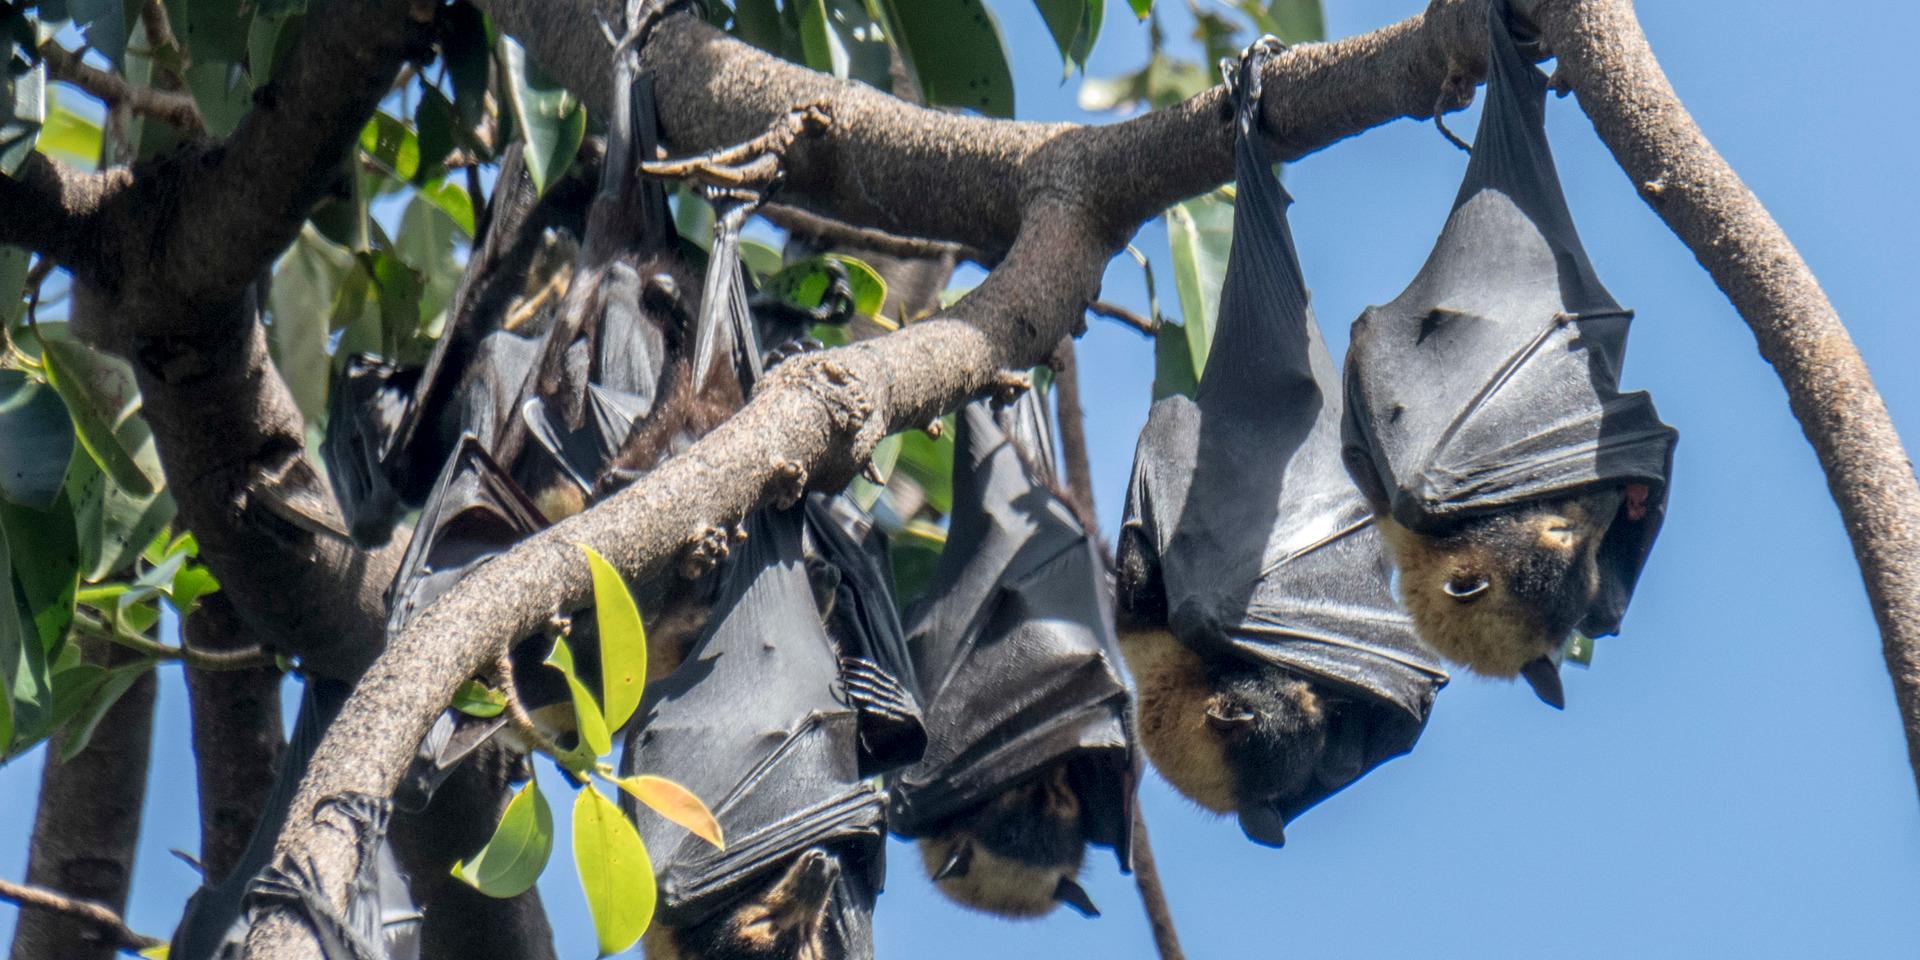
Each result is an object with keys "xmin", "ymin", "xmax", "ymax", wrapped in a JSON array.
[{"xmin": 5, "ymin": 0, "xmax": 1919, "ymax": 957}]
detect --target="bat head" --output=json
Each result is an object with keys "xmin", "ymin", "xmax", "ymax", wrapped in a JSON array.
[
  {"xmin": 658, "ymin": 848, "xmax": 843, "ymax": 960},
  {"xmin": 1122, "ymin": 629, "xmax": 1337, "ymax": 846},
  {"xmin": 916, "ymin": 764, "xmax": 1096, "ymax": 918},
  {"xmin": 1379, "ymin": 489, "xmax": 1623, "ymax": 706}
]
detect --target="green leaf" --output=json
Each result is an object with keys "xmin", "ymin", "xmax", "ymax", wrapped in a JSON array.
[
  {"xmin": 0, "ymin": 520, "xmax": 54, "ymax": 747},
  {"xmin": 764, "ymin": 255, "xmax": 887, "ymax": 319},
  {"xmin": 849, "ymin": 431, "xmax": 902, "ymax": 510},
  {"xmin": 419, "ymin": 177, "xmax": 477, "ymax": 238},
  {"xmin": 574, "ymin": 784, "xmax": 656, "ymax": 957},
  {"xmin": 369, "ymin": 251, "xmax": 425, "ymax": 359},
  {"xmin": 0, "ymin": 496, "xmax": 81, "ymax": 653},
  {"xmin": 183, "ymin": 59, "xmax": 254, "ymax": 138},
  {"xmin": 452, "ymin": 679, "xmax": 506, "ymax": 719},
  {"xmin": 0, "ymin": 669, "xmax": 12, "ymax": 758},
  {"xmin": 37, "ymin": 95, "xmax": 102, "ymax": 169},
  {"xmin": 269, "ymin": 226, "xmax": 355, "ymax": 427},
  {"xmin": 452, "ymin": 779, "xmax": 555, "ymax": 898},
  {"xmin": 67, "ymin": 429, "xmax": 175, "ymax": 583},
  {"xmin": 796, "ymin": 0, "xmax": 893, "ymax": 85},
  {"xmin": 497, "ymin": 35, "xmax": 586, "ymax": 198},
  {"xmin": 38, "ymin": 337, "xmax": 154, "ymax": 498},
  {"xmin": 394, "ymin": 197, "xmax": 461, "ymax": 350},
  {"xmin": 441, "ymin": 1, "xmax": 493, "ymax": 135},
  {"xmin": 1165, "ymin": 187, "xmax": 1235, "ymax": 383},
  {"xmin": 2, "ymin": 60, "xmax": 45, "ymax": 177},
  {"xmin": 1034, "ymin": 0, "xmax": 1102, "ymax": 74},
  {"xmin": 0, "ymin": 371, "xmax": 75, "ymax": 511},
  {"xmin": 359, "ymin": 111, "xmax": 420, "ymax": 182},
  {"xmin": 58, "ymin": 659, "xmax": 151, "ymax": 762},
  {"xmin": 413, "ymin": 87, "xmax": 456, "ymax": 185},
  {"xmin": 580, "ymin": 545, "xmax": 646, "ymax": 732},
  {"xmin": 737, "ymin": 239, "xmax": 783, "ymax": 284},
  {"xmin": 888, "ymin": 519, "xmax": 946, "ymax": 611},
  {"xmin": 1152, "ymin": 319, "xmax": 1198, "ymax": 400},
  {"xmin": 66, "ymin": 0, "xmax": 142, "ymax": 67},
  {"xmin": 1126, "ymin": 0, "xmax": 1153, "ymax": 20},
  {"xmin": 894, "ymin": 423, "xmax": 955, "ymax": 515},
  {"xmin": 545, "ymin": 634, "xmax": 612, "ymax": 759},
  {"xmin": 1261, "ymin": 0, "xmax": 1325, "ymax": 44},
  {"xmin": 732, "ymin": 0, "xmax": 799, "ymax": 58},
  {"xmin": 612, "ymin": 773, "xmax": 724, "ymax": 849},
  {"xmin": 1565, "ymin": 632, "xmax": 1596, "ymax": 667},
  {"xmin": 887, "ymin": 0, "xmax": 1014, "ymax": 117}
]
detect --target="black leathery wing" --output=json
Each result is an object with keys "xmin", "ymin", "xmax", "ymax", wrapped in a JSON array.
[
  {"xmin": 1339, "ymin": 0, "xmax": 1678, "ymax": 639},
  {"xmin": 1117, "ymin": 38, "xmax": 1448, "ymax": 844}
]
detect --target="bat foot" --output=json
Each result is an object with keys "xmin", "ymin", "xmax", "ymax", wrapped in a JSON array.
[
  {"xmin": 642, "ymin": 101, "xmax": 832, "ymax": 202},
  {"xmin": 986, "ymin": 371, "xmax": 1031, "ymax": 406},
  {"xmin": 680, "ymin": 525, "xmax": 733, "ymax": 580},
  {"xmin": 771, "ymin": 458, "xmax": 809, "ymax": 508}
]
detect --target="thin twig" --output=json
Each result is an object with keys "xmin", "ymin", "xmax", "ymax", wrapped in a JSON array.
[
  {"xmin": 138, "ymin": 0, "xmax": 186, "ymax": 80},
  {"xmin": 495, "ymin": 648, "xmax": 565, "ymax": 759},
  {"xmin": 1089, "ymin": 300, "xmax": 1158, "ymax": 337},
  {"xmin": 38, "ymin": 42, "xmax": 205, "ymax": 133},
  {"xmin": 761, "ymin": 203, "xmax": 977, "ymax": 263},
  {"xmin": 71, "ymin": 607, "xmax": 274, "ymax": 671},
  {"xmin": 0, "ymin": 877, "xmax": 164, "ymax": 951},
  {"xmin": 1130, "ymin": 806, "xmax": 1186, "ymax": 960},
  {"xmin": 640, "ymin": 102, "xmax": 831, "ymax": 196},
  {"xmin": 1050, "ymin": 338, "xmax": 1101, "ymax": 541}
]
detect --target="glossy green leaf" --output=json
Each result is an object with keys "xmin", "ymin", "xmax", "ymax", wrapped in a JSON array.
[
  {"xmin": 894, "ymin": 422, "xmax": 955, "ymax": 515},
  {"xmin": 574, "ymin": 784, "xmax": 656, "ymax": 957},
  {"xmin": 38, "ymin": 338, "xmax": 154, "ymax": 498},
  {"xmin": 419, "ymin": 177, "xmax": 477, "ymax": 238},
  {"xmin": 453, "ymin": 779, "xmax": 555, "ymax": 898},
  {"xmin": 452, "ymin": 679, "xmax": 507, "ymax": 719},
  {"xmin": 580, "ymin": 545, "xmax": 646, "ymax": 732},
  {"xmin": 613, "ymin": 774, "xmax": 724, "ymax": 849},
  {"xmin": 1126, "ymin": 0, "xmax": 1153, "ymax": 20},
  {"xmin": 545, "ymin": 634, "xmax": 612, "ymax": 758},
  {"xmin": 58, "ymin": 659, "xmax": 151, "ymax": 762},
  {"xmin": 167, "ymin": 563, "xmax": 219, "ymax": 617},
  {"xmin": 797, "ymin": 0, "xmax": 892, "ymax": 85},
  {"xmin": 2, "ymin": 60, "xmax": 45, "ymax": 179},
  {"xmin": 0, "ymin": 371, "xmax": 75, "ymax": 511},
  {"xmin": 1035, "ymin": 0, "xmax": 1102, "ymax": 74},
  {"xmin": 269, "ymin": 226, "xmax": 355, "ymax": 427},
  {"xmin": 497, "ymin": 35, "xmax": 586, "ymax": 198},
  {"xmin": 359, "ymin": 111, "xmax": 420, "ymax": 181},
  {"xmin": 1165, "ymin": 187, "xmax": 1235, "ymax": 382},
  {"xmin": 888, "ymin": 0, "xmax": 1014, "ymax": 117}
]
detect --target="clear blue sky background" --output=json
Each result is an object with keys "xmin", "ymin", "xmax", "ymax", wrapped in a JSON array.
[{"xmin": 5, "ymin": 0, "xmax": 1919, "ymax": 957}]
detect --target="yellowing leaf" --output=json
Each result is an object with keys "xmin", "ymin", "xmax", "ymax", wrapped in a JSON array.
[
  {"xmin": 545, "ymin": 633, "xmax": 612, "ymax": 758},
  {"xmin": 580, "ymin": 545, "xmax": 645, "ymax": 733},
  {"xmin": 138, "ymin": 944, "xmax": 169, "ymax": 959},
  {"xmin": 613, "ymin": 774, "xmax": 724, "ymax": 850},
  {"xmin": 574, "ymin": 784, "xmax": 656, "ymax": 957},
  {"xmin": 452, "ymin": 779, "xmax": 554, "ymax": 898}
]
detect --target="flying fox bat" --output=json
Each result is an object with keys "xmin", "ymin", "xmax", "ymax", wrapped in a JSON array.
[
  {"xmin": 1339, "ymin": 0, "xmax": 1677, "ymax": 706},
  {"xmin": 621, "ymin": 506, "xmax": 919, "ymax": 960},
  {"xmin": 171, "ymin": 679, "xmax": 423, "ymax": 960},
  {"xmin": 1115, "ymin": 39, "xmax": 1449, "ymax": 848},
  {"xmin": 890, "ymin": 392, "xmax": 1134, "ymax": 917}
]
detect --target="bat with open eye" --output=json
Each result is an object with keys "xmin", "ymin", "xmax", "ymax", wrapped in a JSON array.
[
  {"xmin": 1339, "ymin": 0, "xmax": 1677, "ymax": 707},
  {"xmin": 621, "ymin": 505, "xmax": 918, "ymax": 960},
  {"xmin": 1115, "ymin": 38, "xmax": 1449, "ymax": 848},
  {"xmin": 889, "ymin": 390, "xmax": 1135, "ymax": 917},
  {"xmin": 171, "ymin": 679, "xmax": 424, "ymax": 960}
]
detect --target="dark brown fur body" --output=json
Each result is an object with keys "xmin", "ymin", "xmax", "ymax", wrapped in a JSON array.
[
  {"xmin": 645, "ymin": 849, "xmax": 843, "ymax": 960},
  {"xmin": 916, "ymin": 765, "xmax": 1089, "ymax": 918}
]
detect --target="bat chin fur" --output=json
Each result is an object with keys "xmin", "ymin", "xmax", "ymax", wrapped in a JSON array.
[
  {"xmin": 916, "ymin": 767, "xmax": 1089, "ymax": 919},
  {"xmin": 650, "ymin": 849, "xmax": 840, "ymax": 960},
  {"xmin": 1377, "ymin": 492, "xmax": 1617, "ymax": 678},
  {"xmin": 1120, "ymin": 628, "xmax": 1239, "ymax": 813}
]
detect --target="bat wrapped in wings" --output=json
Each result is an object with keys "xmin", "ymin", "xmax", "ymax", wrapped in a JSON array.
[
  {"xmin": 1115, "ymin": 39, "xmax": 1449, "ymax": 848},
  {"xmin": 1339, "ymin": 0, "xmax": 1677, "ymax": 706},
  {"xmin": 889, "ymin": 391, "xmax": 1135, "ymax": 917},
  {"xmin": 620, "ymin": 505, "xmax": 921, "ymax": 960}
]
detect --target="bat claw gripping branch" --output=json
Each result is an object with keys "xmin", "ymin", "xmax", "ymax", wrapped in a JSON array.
[{"xmin": 680, "ymin": 524, "xmax": 734, "ymax": 580}]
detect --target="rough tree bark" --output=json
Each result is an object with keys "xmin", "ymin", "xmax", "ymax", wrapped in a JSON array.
[
  {"xmin": 6, "ymin": 635, "xmax": 157, "ymax": 960},
  {"xmin": 184, "ymin": 594, "xmax": 285, "ymax": 882}
]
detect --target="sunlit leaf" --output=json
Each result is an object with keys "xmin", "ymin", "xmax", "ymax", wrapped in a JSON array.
[
  {"xmin": 394, "ymin": 196, "xmax": 461, "ymax": 351},
  {"xmin": 2, "ymin": 61, "xmax": 45, "ymax": 187},
  {"xmin": 37, "ymin": 96, "xmax": 102, "ymax": 169},
  {"xmin": 0, "ymin": 371, "xmax": 74, "ymax": 511},
  {"xmin": 888, "ymin": 0, "xmax": 1014, "ymax": 117},
  {"xmin": 269, "ymin": 226, "xmax": 354, "ymax": 427},
  {"xmin": 574, "ymin": 784, "xmax": 656, "ymax": 956},
  {"xmin": 1126, "ymin": 0, "xmax": 1153, "ymax": 20},
  {"xmin": 419, "ymin": 177, "xmax": 477, "ymax": 238},
  {"xmin": 849, "ymin": 431, "xmax": 902, "ymax": 510},
  {"xmin": 580, "ymin": 545, "xmax": 646, "ymax": 733},
  {"xmin": 38, "ymin": 338, "xmax": 154, "ymax": 498},
  {"xmin": 1165, "ymin": 188, "xmax": 1234, "ymax": 382},
  {"xmin": 359, "ymin": 111, "xmax": 420, "ymax": 181},
  {"xmin": 894, "ymin": 423, "xmax": 955, "ymax": 515},
  {"xmin": 796, "ymin": 0, "xmax": 892, "ymax": 85},
  {"xmin": 137, "ymin": 943, "xmax": 168, "ymax": 959},
  {"xmin": 1260, "ymin": 0, "xmax": 1325, "ymax": 44},
  {"xmin": 1035, "ymin": 0, "xmax": 1103, "ymax": 74},
  {"xmin": 452, "ymin": 779, "xmax": 554, "ymax": 898},
  {"xmin": 452, "ymin": 679, "xmax": 506, "ymax": 719},
  {"xmin": 497, "ymin": 35, "xmax": 586, "ymax": 198},
  {"xmin": 764, "ymin": 255, "xmax": 887, "ymax": 319},
  {"xmin": 613, "ymin": 774, "xmax": 724, "ymax": 849},
  {"xmin": 546, "ymin": 633, "xmax": 612, "ymax": 758}
]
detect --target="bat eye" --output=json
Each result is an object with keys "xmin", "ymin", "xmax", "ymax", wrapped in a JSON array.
[
  {"xmin": 1538, "ymin": 524, "xmax": 1577, "ymax": 550},
  {"xmin": 1205, "ymin": 705, "xmax": 1258, "ymax": 733},
  {"xmin": 1443, "ymin": 576, "xmax": 1489, "ymax": 601}
]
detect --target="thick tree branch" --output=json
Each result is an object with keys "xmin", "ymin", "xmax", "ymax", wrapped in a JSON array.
[
  {"xmin": 185, "ymin": 594, "xmax": 287, "ymax": 882},
  {"xmin": 1531, "ymin": 0, "xmax": 1920, "ymax": 798},
  {"xmin": 7, "ymin": 635, "xmax": 157, "ymax": 960},
  {"xmin": 39, "ymin": 43, "xmax": 205, "ymax": 132},
  {"xmin": 0, "ymin": 154, "xmax": 126, "ymax": 268}
]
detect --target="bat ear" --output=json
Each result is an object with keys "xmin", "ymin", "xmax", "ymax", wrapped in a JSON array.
[
  {"xmin": 1204, "ymin": 703, "xmax": 1258, "ymax": 734},
  {"xmin": 1237, "ymin": 802, "xmax": 1288, "ymax": 848},
  {"xmin": 1519, "ymin": 655, "xmax": 1566, "ymax": 709},
  {"xmin": 1053, "ymin": 876, "xmax": 1100, "ymax": 918},
  {"xmin": 932, "ymin": 843, "xmax": 972, "ymax": 882}
]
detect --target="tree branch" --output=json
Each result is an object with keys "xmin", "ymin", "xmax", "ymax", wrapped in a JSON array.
[
  {"xmin": 185, "ymin": 594, "xmax": 287, "ymax": 882},
  {"xmin": 6, "ymin": 634, "xmax": 157, "ymax": 960},
  {"xmin": 1530, "ymin": 0, "xmax": 1920, "ymax": 798},
  {"xmin": 1089, "ymin": 300, "xmax": 1158, "ymax": 336},
  {"xmin": 38, "ymin": 42, "xmax": 204, "ymax": 132},
  {"xmin": 0, "ymin": 154, "xmax": 125, "ymax": 269},
  {"xmin": 0, "ymin": 879, "xmax": 162, "ymax": 953},
  {"xmin": 1128, "ymin": 807, "xmax": 1185, "ymax": 960},
  {"xmin": 1050, "ymin": 338, "xmax": 1101, "ymax": 540}
]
